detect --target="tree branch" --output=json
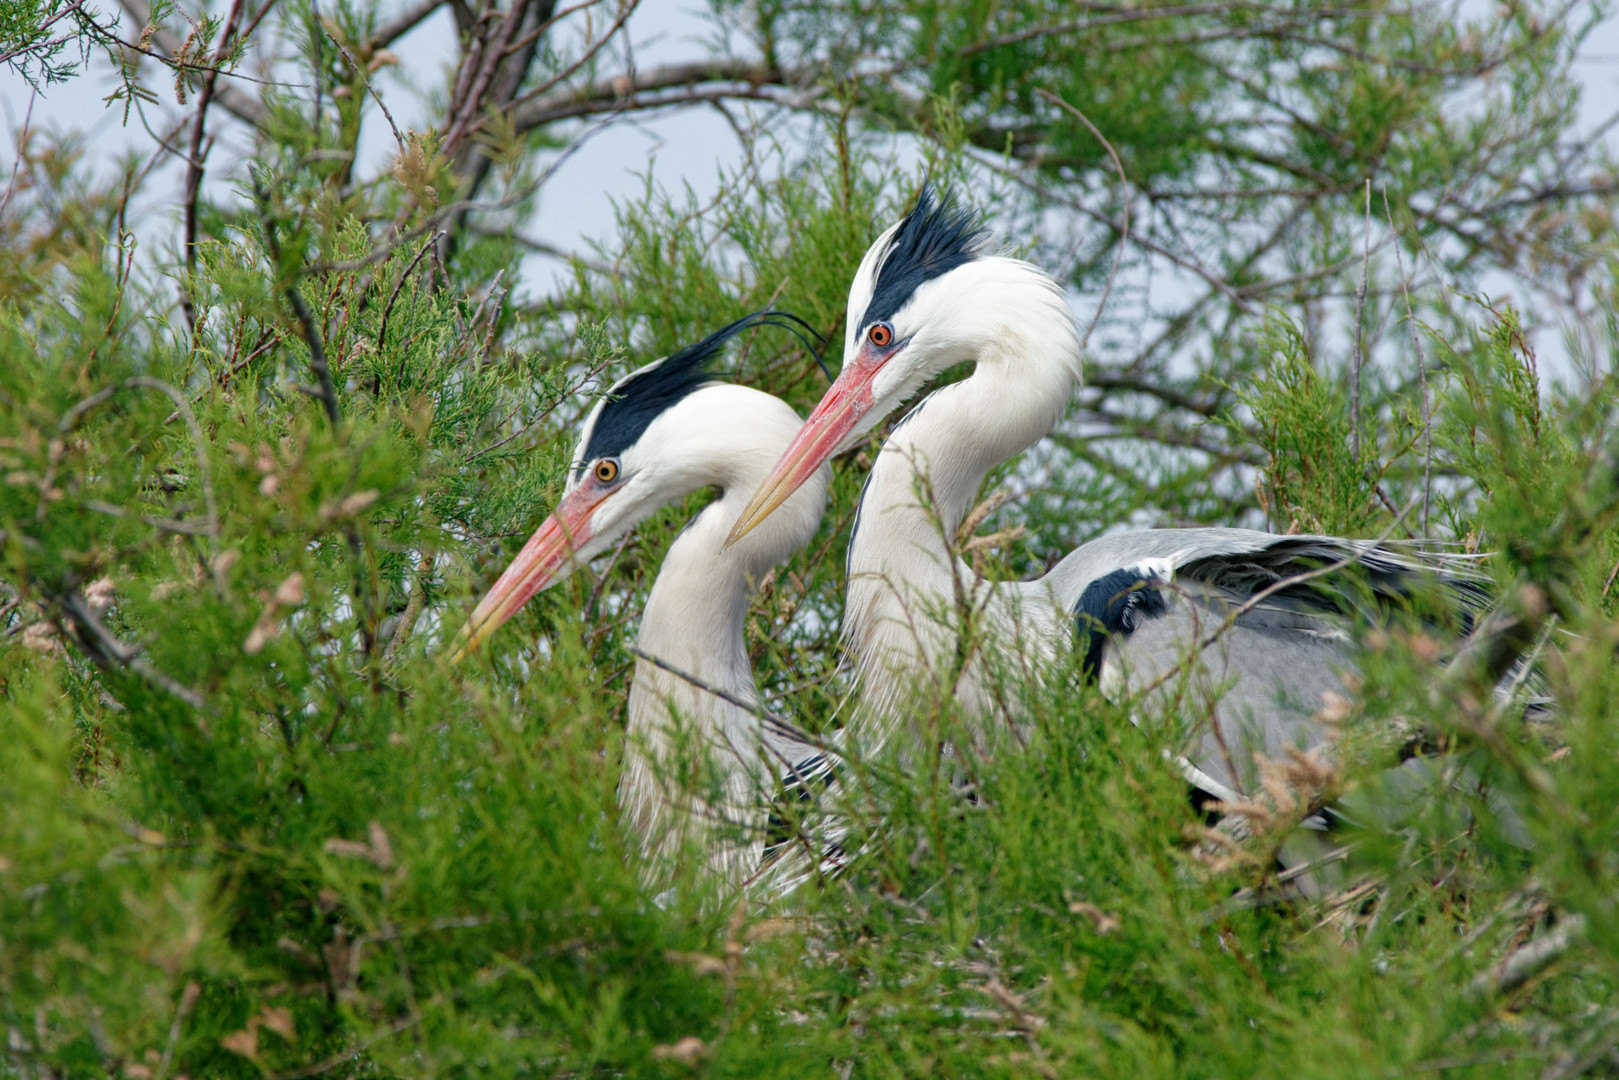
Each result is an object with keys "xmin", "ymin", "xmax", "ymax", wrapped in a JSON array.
[
  {"xmin": 368, "ymin": 0, "xmax": 445, "ymax": 49},
  {"xmin": 510, "ymin": 58, "xmax": 792, "ymax": 135}
]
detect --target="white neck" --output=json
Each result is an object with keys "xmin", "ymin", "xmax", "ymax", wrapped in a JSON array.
[
  {"xmin": 844, "ymin": 325, "xmax": 1079, "ymax": 726},
  {"xmin": 615, "ymin": 386, "xmax": 826, "ymax": 885}
]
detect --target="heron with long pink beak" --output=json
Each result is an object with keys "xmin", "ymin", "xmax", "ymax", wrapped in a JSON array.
[
  {"xmin": 723, "ymin": 187, "xmax": 1515, "ymax": 891},
  {"xmin": 452, "ymin": 311, "xmax": 834, "ymax": 886}
]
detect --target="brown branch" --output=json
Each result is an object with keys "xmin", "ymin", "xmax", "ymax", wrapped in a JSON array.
[
  {"xmin": 376, "ymin": 232, "xmax": 439, "ymax": 350},
  {"xmin": 367, "ymin": 0, "xmax": 444, "ymax": 48},
  {"xmin": 182, "ymin": 0, "xmax": 248, "ymax": 330},
  {"xmin": 469, "ymin": 223, "xmax": 612, "ymax": 273},
  {"xmin": 975, "ymin": 147, "xmax": 1261, "ymax": 316},
  {"xmin": 1079, "ymin": 372, "xmax": 1226, "ymax": 419},
  {"xmin": 500, "ymin": 0, "xmax": 604, "ymax": 60},
  {"xmin": 1382, "ymin": 186, "xmax": 1432, "ymax": 535},
  {"xmin": 956, "ymin": 1, "xmax": 1409, "ymax": 59},
  {"xmin": 82, "ymin": 499, "xmax": 215, "ymax": 535},
  {"xmin": 48, "ymin": 376, "xmax": 221, "ymax": 552},
  {"xmin": 0, "ymin": 87, "xmax": 38, "ymax": 225},
  {"xmin": 267, "ymin": 1013, "xmax": 424, "ymax": 1080},
  {"xmin": 510, "ymin": 57, "xmax": 788, "ymax": 135},
  {"xmin": 308, "ymin": 115, "xmax": 612, "ymax": 274},
  {"xmin": 442, "ymin": 0, "xmax": 549, "ymax": 159},
  {"xmin": 0, "ymin": 0, "xmax": 92, "ymax": 64},
  {"xmin": 1468, "ymin": 913, "xmax": 1587, "ymax": 998},
  {"xmin": 323, "ymin": 22, "xmax": 405, "ymax": 152},
  {"xmin": 58, "ymin": 590, "xmax": 208, "ymax": 709}
]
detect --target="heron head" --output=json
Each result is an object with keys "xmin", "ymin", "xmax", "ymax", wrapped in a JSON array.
[
  {"xmin": 451, "ymin": 311, "xmax": 819, "ymax": 662},
  {"xmin": 727, "ymin": 186, "xmax": 1074, "ymax": 546}
]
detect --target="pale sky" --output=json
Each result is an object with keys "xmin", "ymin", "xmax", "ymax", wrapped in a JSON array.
[{"xmin": 5, "ymin": 1, "xmax": 1619, "ymax": 346}]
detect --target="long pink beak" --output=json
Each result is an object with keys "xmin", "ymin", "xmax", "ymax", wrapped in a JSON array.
[
  {"xmin": 449, "ymin": 486, "xmax": 603, "ymax": 663},
  {"xmin": 725, "ymin": 348, "xmax": 883, "ymax": 547}
]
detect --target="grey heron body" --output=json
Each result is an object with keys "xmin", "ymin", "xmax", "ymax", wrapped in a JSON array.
[
  {"xmin": 453, "ymin": 313, "xmax": 832, "ymax": 884},
  {"xmin": 729, "ymin": 190, "xmax": 1488, "ymax": 817}
]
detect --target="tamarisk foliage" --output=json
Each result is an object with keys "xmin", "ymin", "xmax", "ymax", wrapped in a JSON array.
[{"xmin": 3, "ymin": 0, "xmax": 1619, "ymax": 1074}]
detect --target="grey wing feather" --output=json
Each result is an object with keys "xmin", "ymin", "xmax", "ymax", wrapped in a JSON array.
[
  {"xmin": 1044, "ymin": 527, "xmax": 1486, "ymax": 615},
  {"xmin": 1109, "ymin": 593, "xmax": 1355, "ymax": 797},
  {"xmin": 1047, "ymin": 528, "xmax": 1491, "ymax": 800}
]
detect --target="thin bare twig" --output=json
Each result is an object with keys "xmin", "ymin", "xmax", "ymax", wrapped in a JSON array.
[
  {"xmin": 182, "ymin": 0, "xmax": 248, "ymax": 331},
  {"xmin": 1382, "ymin": 186, "xmax": 1432, "ymax": 535},
  {"xmin": 1539, "ymin": 1006, "xmax": 1619, "ymax": 1080},
  {"xmin": 383, "ymin": 556, "xmax": 431, "ymax": 664},
  {"xmin": 113, "ymin": 0, "xmax": 274, "ymax": 127},
  {"xmin": 1468, "ymin": 913, "xmax": 1586, "ymax": 998},
  {"xmin": 153, "ymin": 981, "xmax": 201, "ymax": 1080},
  {"xmin": 499, "ymin": 0, "xmax": 639, "ymax": 129},
  {"xmin": 59, "ymin": 591, "xmax": 208, "ymax": 708},
  {"xmin": 1129, "ymin": 493, "xmax": 1424, "ymax": 707},
  {"xmin": 0, "ymin": 86, "xmax": 37, "ymax": 224},
  {"xmin": 83, "ymin": 499, "xmax": 214, "ymax": 535},
  {"xmin": 310, "ymin": 114, "xmax": 614, "ymax": 275},
  {"xmin": 377, "ymin": 232, "xmax": 440, "ymax": 351},
  {"xmin": 267, "ymin": 1013, "xmax": 424, "ymax": 1080},
  {"xmin": 474, "ymin": 225, "xmax": 612, "ymax": 274},
  {"xmin": 50, "ymin": 376, "xmax": 221, "ymax": 554},
  {"xmin": 255, "ymin": 180, "xmax": 341, "ymax": 431},
  {"xmin": 367, "ymin": 0, "xmax": 443, "ymax": 48},
  {"xmin": 1601, "ymin": 555, "xmax": 1619, "ymax": 600},
  {"xmin": 323, "ymin": 22, "xmax": 405, "ymax": 152},
  {"xmin": 1352, "ymin": 178, "xmax": 1370, "ymax": 464},
  {"xmin": 0, "ymin": 0, "xmax": 91, "ymax": 63},
  {"xmin": 627, "ymin": 644, "xmax": 776, "ymax": 725},
  {"xmin": 1037, "ymin": 89, "xmax": 1130, "ymax": 352},
  {"xmin": 501, "ymin": 0, "xmax": 603, "ymax": 57}
]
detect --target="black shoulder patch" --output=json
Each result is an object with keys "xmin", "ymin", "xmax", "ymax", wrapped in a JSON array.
[
  {"xmin": 1073, "ymin": 568, "xmax": 1168, "ymax": 684},
  {"xmin": 763, "ymin": 751, "xmax": 839, "ymax": 861},
  {"xmin": 579, "ymin": 311, "xmax": 793, "ymax": 470},
  {"xmin": 861, "ymin": 186, "xmax": 990, "ymax": 327}
]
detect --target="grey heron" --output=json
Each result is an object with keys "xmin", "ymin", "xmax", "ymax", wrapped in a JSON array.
[
  {"xmin": 452, "ymin": 312, "xmax": 833, "ymax": 885},
  {"xmin": 726, "ymin": 189, "xmax": 1498, "ymax": 842}
]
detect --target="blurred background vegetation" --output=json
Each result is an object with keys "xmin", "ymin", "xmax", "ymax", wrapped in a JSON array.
[{"xmin": 3, "ymin": 0, "xmax": 1619, "ymax": 1075}]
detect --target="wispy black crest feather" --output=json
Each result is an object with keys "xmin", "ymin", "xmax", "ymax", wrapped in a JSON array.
[
  {"xmin": 578, "ymin": 310, "xmax": 827, "ymax": 471},
  {"xmin": 861, "ymin": 186, "xmax": 991, "ymax": 327}
]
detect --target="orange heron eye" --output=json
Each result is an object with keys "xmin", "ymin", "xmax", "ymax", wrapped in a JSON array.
[
  {"xmin": 594, "ymin": 459, "xmax": 620, "ymax": 484},
  {"xmin": 867, "ymin": 323, "xmax": 893, "ymax": 348}
]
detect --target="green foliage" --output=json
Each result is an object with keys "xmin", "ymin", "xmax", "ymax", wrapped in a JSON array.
[
  {"xmin": 1237, "ymin": 317, "xmax": 1392, "ymax": 536},
  {"xmin": 4, "ymin": 0, "xmax": 1619, "ymax": 1074},
  {"xmin": 1, "ymin": 0, "xmax": 96, "ymax": 86}
]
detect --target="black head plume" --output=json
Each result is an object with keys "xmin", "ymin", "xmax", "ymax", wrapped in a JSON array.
[
  {"xmin": 861, "ymin": 185, "xmax": 991, "ymax": 328},
  {"xmin": 576, "ymin": 310, "xmax": 830, "ymax": 473}
]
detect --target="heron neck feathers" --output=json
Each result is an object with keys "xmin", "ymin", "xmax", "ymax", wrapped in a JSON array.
[
  {"xmin": 843, "ymin": 325, "xmax": 1079, "ymax": 719},
  {"xmin": 619, "ymin": 388, "xmax": 827, "ymax": 883}
]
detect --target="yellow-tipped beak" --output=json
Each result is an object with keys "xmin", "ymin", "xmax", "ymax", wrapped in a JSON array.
[{"xmin": 449, "ymin": 489, "xmax": 600, "ymax": 664}]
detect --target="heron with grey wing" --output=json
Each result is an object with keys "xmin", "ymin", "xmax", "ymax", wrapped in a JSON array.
[{"xmin": 727, "ymin": 189, "xmax": 1533, "ymax": 878}]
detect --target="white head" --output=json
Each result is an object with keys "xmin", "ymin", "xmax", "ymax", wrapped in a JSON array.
[
  {"xmin": 727, "ymin": 187, "xmax": 1083, "ymax": 544},
  {"xmin": 451, "ymin": 313, "xmax": 828, "ymax": 659}
]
